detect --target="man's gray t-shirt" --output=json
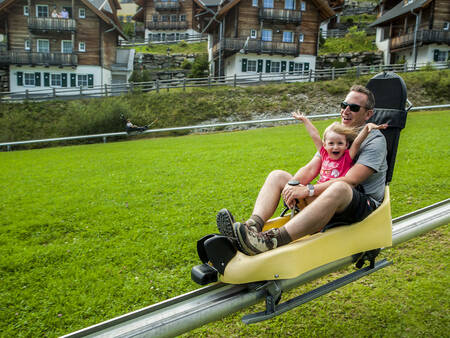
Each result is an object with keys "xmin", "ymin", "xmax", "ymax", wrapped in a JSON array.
[{"xmin": 354, "ymin": 129, "xmax": 387, "ymax": 206}]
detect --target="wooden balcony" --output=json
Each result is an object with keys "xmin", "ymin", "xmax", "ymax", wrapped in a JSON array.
[
  {"xmin": 0, "ymin": 50, "xmax": 78, "ymax": 66},
  {"xmin": 214, "ymin": 37, "xmax": 299, "ymax": 57},
  {"xmin": 390, "ymin": 29, "xmax": 450, "ymax": 51},
  {"xmin": 155, "ymin": 0, "xmax": 181, "ymax": 11},
  {"xmin": 259, "ymin": 8, "xmax": 302, "ymax": 24},
  {"xmin": 28, "ymin": 17, "xmax": 76, "ymax": 32},
  {"xmin": 146, "ymin": 21, "xmax": 188, "ymax": 30}
]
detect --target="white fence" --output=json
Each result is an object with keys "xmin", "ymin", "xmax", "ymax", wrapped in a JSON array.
[{"xmin": 1, "ymin": 62, "xmax": 448, "ymax": 103}]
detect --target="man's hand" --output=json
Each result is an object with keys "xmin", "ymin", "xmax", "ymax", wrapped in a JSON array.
[{"xmin": 282, "ymin": 183, "xmax": 309, "ymax": 208}]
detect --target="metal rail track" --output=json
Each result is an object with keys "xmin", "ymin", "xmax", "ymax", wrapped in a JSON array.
[{"xmin": 62, "ymin": 199, "xmax": 449, "ymax": 338}]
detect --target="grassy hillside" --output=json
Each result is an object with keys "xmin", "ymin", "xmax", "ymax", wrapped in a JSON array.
[
  {"xmin": 0, "ymin": 70, "xmax": 449, "ymax": 149},
  {"xmin": 0, "ymin": 110, "xmax": 449, "ymax": 337}
]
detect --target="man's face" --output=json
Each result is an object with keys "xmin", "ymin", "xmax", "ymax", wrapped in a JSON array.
[{"xmin": 340, "ymin": 91, "xmax": 373, "ymax": 128}]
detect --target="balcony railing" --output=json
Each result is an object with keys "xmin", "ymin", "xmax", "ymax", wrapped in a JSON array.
[
  {"xmin": 146, "ymin": 21, "xmax": 188, "ymax": 30},
  {"xmin": 155, "ymin": 0, "xmax": 180, "ymax": 11},
  {"xmin": 390, "ymin": 29, "xmax": 450, "ymax": 50},
  {"xmin": 0, "ymin": 51, "xmax": 78, "ymax": 66},
  {"xmin": 259, "ymin": 8, "xmax": 302, "ymax": 24},
  {"xmin": 214, "ymin": 37, "xmax": 299, "ymax": 56},
  {"xmin": 28, "ymin": 17, "xmax": 76, "ymax": 32}
]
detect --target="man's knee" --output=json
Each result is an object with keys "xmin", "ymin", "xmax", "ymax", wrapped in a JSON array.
[
  {"xmin": 323, "ymin": 181, "xmax": 353, "ymax": 199},
  {"xmin": 267, "ymin": 170, "xmax": 292, "ymax": 185}
]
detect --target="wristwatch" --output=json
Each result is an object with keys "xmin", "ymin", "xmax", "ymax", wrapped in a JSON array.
[{"xmin": 307, "ymin": 184, "xmax": 315, "ymax": 197}]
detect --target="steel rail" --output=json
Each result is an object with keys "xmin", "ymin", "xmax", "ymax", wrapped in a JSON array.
[
  {"xmin": 62, "ymin": 199, "xmax": 449, "ymax": 338},
  {"xmin": 2, "ymin": 104, "xmax": 449, "ymax": 150}
]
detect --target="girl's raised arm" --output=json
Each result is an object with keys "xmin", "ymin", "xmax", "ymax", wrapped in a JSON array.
[
  {"xmin": 291, "ymin": 111, "xmax": 323, "ymax": 152},
  {"xmin": 349, "ymin": 122, "xmax": 388, "ymax": 159}
]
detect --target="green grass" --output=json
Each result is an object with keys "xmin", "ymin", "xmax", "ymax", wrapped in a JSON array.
[
  {"xmin": 0, "ymin": 111, "xmax": 449, "ymax": 337},
  {"xmin": 131, "ymin": 41, "xmax": 208, "ymax": 55}
]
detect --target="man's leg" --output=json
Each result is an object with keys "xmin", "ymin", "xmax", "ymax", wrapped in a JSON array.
[
  {"xmin": 217, "ymin": 170, "xmax": 292, "ymax": 236},
  {"xmin": 234, "ymin": 181, "xmax": 354, "ymax": 255}
]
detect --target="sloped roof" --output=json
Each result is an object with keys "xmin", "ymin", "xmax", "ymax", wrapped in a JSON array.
[{"xmin": 369, "ymin": 0, "xmax": 431, "ymax": 27}]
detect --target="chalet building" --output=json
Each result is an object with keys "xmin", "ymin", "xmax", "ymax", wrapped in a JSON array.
[
  {"xmin": 193, "ymin": 0, "xmax": 335, "ymax": 78},
  {"xmin": 370, "ymin": 0, "xmax": 450, "ymax": 65},
  {"xmin": 133, "ymin": 0, "xmax": 197, "ymax": 42},
  {"xmin": 118, "ymin": 0, "xmax": 138, "ymax": 23},
  {"xmin": 0, "ymin": 0, "xmax": 133, "ymax": 94}
]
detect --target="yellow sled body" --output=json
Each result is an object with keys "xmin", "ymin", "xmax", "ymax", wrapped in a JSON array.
[{"xmin": 220, "ymin": 186, "xmax": 392, "ymax": 284}]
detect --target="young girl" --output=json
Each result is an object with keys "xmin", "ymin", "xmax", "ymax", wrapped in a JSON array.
[{"xmin": 292, "ymin": 111, "xmax": 387, "ymax": 184}]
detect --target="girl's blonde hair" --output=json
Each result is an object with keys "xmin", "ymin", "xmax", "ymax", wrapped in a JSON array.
[{"xmin": 322, "ymin": 122, "xmax": 358, "ymax": 144}]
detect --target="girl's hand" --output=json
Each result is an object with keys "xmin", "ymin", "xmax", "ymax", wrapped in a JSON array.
[
  {"xmin": 366, "ymin": 123, "xmax": 388, "ymax": 132},
  {"xmin": 291, "ymin": 110, "xmax": 307, "ymax": 122}
]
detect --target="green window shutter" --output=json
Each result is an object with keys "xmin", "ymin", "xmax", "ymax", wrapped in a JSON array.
[
  {"xmin": 70, "ymin": 74, "xmax": 76, "ymax": 87},
  {"xmin": 257, "ymin": 59, "xmax": 263, "ymax": 73},
  {"xmin": 289, "ymin": 61, "xmax": 294, "ymax": 73},
  {"xmin": 433, "ymin": 49, "xmax": 439, "ymax": 62},
  {"xmin": 35, "ymin": 72, "xmax": 41, "ymax": 87},
  {"xmin": 17, "ymin": 72, "xmax": 23, "ymax": 86},
  {"xmin": 62, "ymin": 73, "xmax": 67, "ymax": 87},
  {"xmin": 281, "ymin": 61, "xmax": 286, "ymax": 72},
  {"xmin": 304, "ymin": 62, "xmax": 309, "ymax": 71},
  {"xmin": 265, "ymin": 60, "xmax": 271, "ymax": 73},
  {"xmin": 88, "ymin": 74, "xmax": 94, "ymax": 88},
  {"xmin": 242, "ymin": 58, "xmax": 247, "ymax": 72},
  {"xmin": 43, "ymin": 73, "xmax": 50, "ymax": 87}
]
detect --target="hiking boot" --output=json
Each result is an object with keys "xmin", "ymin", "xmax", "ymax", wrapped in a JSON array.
[
  {"xmin": 233, "ymin": 223, "xmax": 279, "ymax": 255},
  {"xmin": 216, "ymin": 209, "xmax": 235, "ymax": 237}
]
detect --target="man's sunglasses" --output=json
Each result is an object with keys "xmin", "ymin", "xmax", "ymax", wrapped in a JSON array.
[{"xmin": 340, "ymin": 101, "xmax": 366, "ymax": 112}]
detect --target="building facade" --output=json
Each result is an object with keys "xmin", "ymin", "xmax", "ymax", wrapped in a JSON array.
[
  {"xmin": 0, "ymin": 0, "xmax": 133, "ymax": 94},
  {"xmin": 194, "ymin": 0, "xmax": 334, "ymax": 78},
  {"xmin": 370, "ymin": 0, "xmax": 450, "ymax": 65},
  {"xmin": 133, "ymin": 0, "xmax": 198, "ymax": 42}
]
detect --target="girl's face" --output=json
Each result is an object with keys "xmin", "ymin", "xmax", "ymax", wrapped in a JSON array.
[{"xmin": 324, "ymin": 131, "xmax": 349, "ymax": 160}]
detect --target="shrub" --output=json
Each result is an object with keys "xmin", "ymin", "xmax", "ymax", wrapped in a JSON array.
[
  {"xmin": 188, "ymin": 54, "xmax": 209, "ymax": 78},
  {"xmin": 181, "ymin": 59, "xmax": 192, "ymax": 70}
]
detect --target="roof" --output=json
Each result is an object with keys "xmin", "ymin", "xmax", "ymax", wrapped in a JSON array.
[{"xmin": 369, "ymin": 0, "xmax": 431, "ymax": 27}]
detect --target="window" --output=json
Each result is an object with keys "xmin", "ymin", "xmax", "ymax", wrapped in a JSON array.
[
  {"xmin": 250, "ymin": 29, "xmax": 257, "ymax": 39},
  {"xmin": 180, "ymin": 14, "xmax": 186, "ymax": 21},
  {"xmin": 300, "ymin": 1, "xmax": 306, "ymax": 11},
  {"xmin": 24, "ymin": 6, "xmax": 29, "ymax": 16},
  {"xmin": 62, "ymin": 40, "xmax": 72, "ymax": 53},
  {"xmin": 25, "ymin": 40, "xmax": 31, "ymax": 51},
  {"xmin": 79, "ymin": 8, "xmax": 86, "ymax": 18},
  {"xmin": 78, "ymin": 74, "xmax": 88, "ymax": 87},
  {"xmin": 51, "ymin": 74, "xmax": 62, "ymax": 87},
  {"xmin": 283, "ymin": 31, "xmax": 293, "ymax": 42},
  {"xmin": 24, "ymin": 73, "xmax": 35, "ymax": 86},
  {"xmin": 247, "ymin": 60, "xmax": 257, "ymax": 72},
  {"xmin": 153, "ymin": 15, "xmax": 158, "ymax": 22},
  {"xmin": 171, "ymin": 14, "xmax": 177, "ymax": 22},
  {"xmin": 79, "ymin": 42, "xmax": 86, "ymax": 52},
  {"xmin": 285, "ymin": 0, "xmax": 295, "ymax": 10},
  {"xmin": 293, "ymin": 62, "xmax": 303, "ymax": 72},
  {"xmin": 433, "ymin": 50, "xmax": 447, "ymax": 62},
  {"xmin": 252, "ymin": 0, "xmax": 258, "ymax": 7},
  {"xmin": 262, "ymin": 29, "xmax": 272, "ymax": 41},
  {"xmin": 37, "ymin": 39, "xmax": 49, "ymax": 53},
  {"xmin": 271, "ymin": 61, "xmax": 280, "ymax": 73},
  {"xmin": 263, "ymin": 0, "xmax": 274, "ymax": 8},
  {"xmin": 444, "ymin": 22, "xmax": 450, "ymax": 31},
  {"xmin": 126, "ymin": 16, "xmax": 132, "ymax": 22},
  {"xmin": 161, "ymin": 15, "xmax": 168, "ymax": 22},
  {"xmin": 298, "ymin": 33, "xmax": 304, "ymax": 42},
  {"xmin": 36, "ymin": 5, "xmax": 48, "ymax": 18}
]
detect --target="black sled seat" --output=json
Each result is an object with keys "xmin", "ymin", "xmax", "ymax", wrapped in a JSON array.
[{"xmin": 192, "ymin": 72, "xmax": 409, "ymax": 285}]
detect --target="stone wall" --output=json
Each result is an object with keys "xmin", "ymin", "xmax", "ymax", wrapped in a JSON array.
[
  {"xmin": 316, "ymin": 51, "xmax": 383, "ymax": 69},
  {"xmin": 134, "ymin": 52, "xmax": 196, "ymax": 80},
  {"xmin": 0, "ymin": 68, "xmax": 9, "ymax": 92}
]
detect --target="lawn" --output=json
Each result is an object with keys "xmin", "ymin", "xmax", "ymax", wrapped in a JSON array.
[{"xmin": 0, "ymin": 110, "xmax": 448, "ymax": 337}]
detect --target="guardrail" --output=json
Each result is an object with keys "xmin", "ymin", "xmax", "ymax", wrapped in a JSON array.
[
  {"xmin": 1, "ymin": 62, "xmax": 448, "ymax": 103},
  {"xmin": 1, "ymin": 104, "xmax": 449, "ymax": 151}
]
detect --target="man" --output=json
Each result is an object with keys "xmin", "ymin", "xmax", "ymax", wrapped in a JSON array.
[
  {"xmin": 217, "ymin": 85, "xmax": 387, "ymax": 255},
  {"xmin": 126, "ymin": 119, "xmax": 148, "ymax": 133}
]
